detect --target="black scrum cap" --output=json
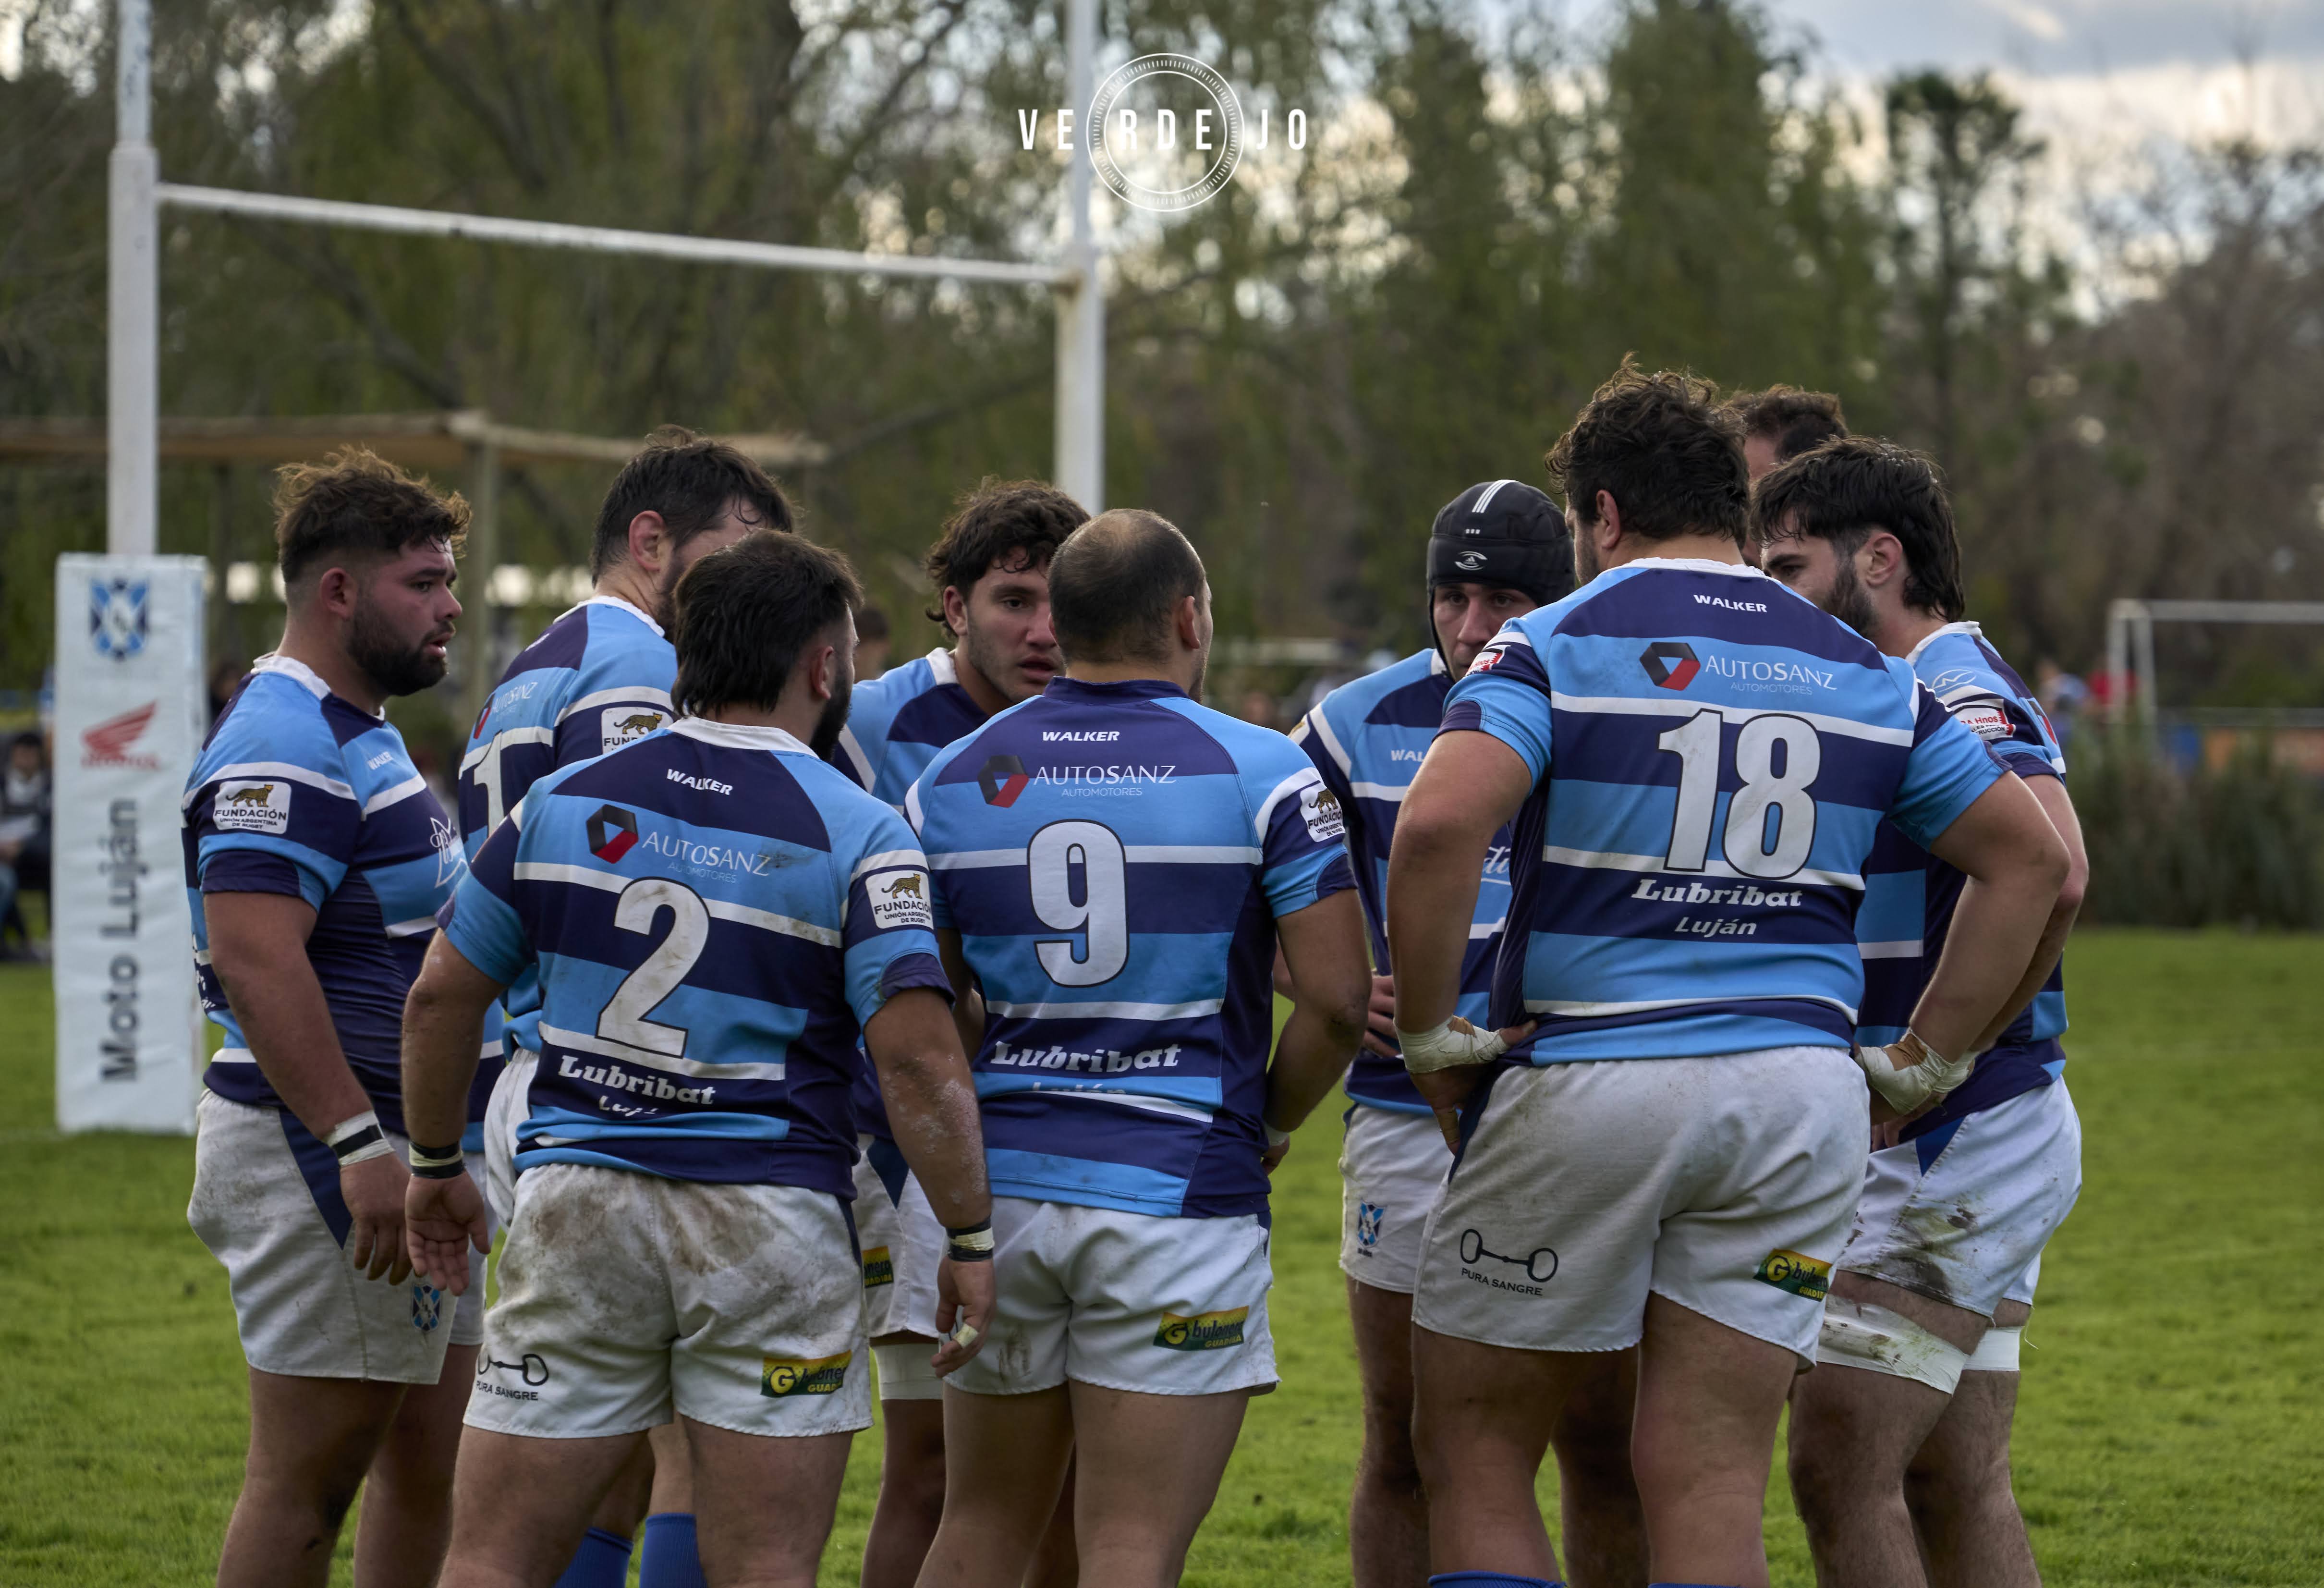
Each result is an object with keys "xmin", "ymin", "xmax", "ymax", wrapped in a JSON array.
[{"xmin": 1426, "ymin": 479, "xmax": 1574, "ymax": 607}]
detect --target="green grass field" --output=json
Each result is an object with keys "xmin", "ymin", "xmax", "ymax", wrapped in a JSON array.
[{"xmin": 3, "ymin": 929, "xmax": 2320, "ymax": 1585}]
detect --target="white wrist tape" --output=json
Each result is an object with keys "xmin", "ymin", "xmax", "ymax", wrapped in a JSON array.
[
  {"xmin": 1816, "ymin": 1297, "xmax": 1968, "ymax": 1395},
  {"xmin": 326, "ymin": 1110, "xmax": 393, "ymax": 1167},
  {"xmin": 1263, "ymin": 1118, "xmax": 1291, "ymax": 1148},
  {"xmin": 1851, "ymin": 1029, "xmax": 1975, "ymax": 1112},
  {"xmin": 1963, "ymin": 1324, "xmax": 2023, "ymax": 1373},
  {"xmin": 1395, "ymin": 1016, "xmax": 1509, "ymax": 1075}
]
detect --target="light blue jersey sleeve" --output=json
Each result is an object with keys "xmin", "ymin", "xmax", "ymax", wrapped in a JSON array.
[
  {"xmin": 1886, "ymin": 669, "xmax": 2008, "ymax": 851},
  {"xmin": 1441, "ymin": 624, "xmax": 1556, "ymax": 780},
  {"xmin": 837, "ymin": 799, "xmax": 951, "ymax": 1029}
]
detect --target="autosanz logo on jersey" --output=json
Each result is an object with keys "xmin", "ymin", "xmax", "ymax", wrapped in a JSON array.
[
  {"xmin": 586, "ymin": 804, "xmax": 638, "ymax": 863},
  {"xmin": 1639, "ymin": 642, "xmax": 1700, "ymax": 690},
  {"xmin": 81, "ymin": 702, "xmax": 160, "ymax": 769},
  {"xmin": 980, "ymin": 754, "xmax": 1030, "ymax": 807}
]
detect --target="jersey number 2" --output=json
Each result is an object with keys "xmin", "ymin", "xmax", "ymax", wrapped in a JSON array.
[
  {"xmin": 1655, "ymin": 710, "xmax": 1821, "ymax": 878},
  {"xmin": 1028, "ymin": 821, "xmax": 1128, "ymax": 986},
  {"xmin": 597, "ymin": 878, "xmax": 709, "ymax": 1056}
]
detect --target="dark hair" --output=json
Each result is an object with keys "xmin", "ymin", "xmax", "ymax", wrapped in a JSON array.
[
  {"xmin": 1545, "ymin": 358, "xmax": 1748, "ymax": 546},
  {"xmin": 1751, "ymin": 438, "xmax": 1965, "ymax": 622},
  {"xmin": 856, "ymin": 605, "xmax": 890, "ymax": 644},
  {"xmin": 668, "ymin": 532, "xmax": 863, "ymax": 717},
  {"xmin": 922, "ymin": 478, "xmax": 1087, "ymax": 626},
  {"xmin": 274, "ymin": 448, "xmax": 469, "ymax": 588},
  {"xmin": 1726, "ymin": 386, "xmax": 1849, "ymax": 462},
  {"xmin": 1048, "ymin": 510, "xmax": 1206, "ymax": 664},
  {"xmin": 590, "ymin": 426, "xmax": 792, "ymax": 578}
]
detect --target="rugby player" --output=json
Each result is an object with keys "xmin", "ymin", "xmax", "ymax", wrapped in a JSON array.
[
  {"xmin": 826, "ymin": 478, "xmax": 1082, "ymax": 1588},
  {"xmin": 909, "ymin": 511, "xmax": 1371, "ymax": 1588},
  {"xmin": 183, "ymin": 451, "xmax": 475, "ymax": 1586},
  {"xmin": 456, "ymin": 426, "xmax": 785, "ymax": 1588},
  {"xmin": 1726, "ymin": 385, "xmax": 1849, "ymax": 482},
  {"xmin": 1384, "ymin": 363, "xmax": 2071, "ymax": 1588},
  {"xmin": 399, "ymin": 531, "xmax": 996, "ymax": 1587},
  {"xmin": 1292, "ymin": 482, "xmax": 1647, "ymax": 1588},
  {"xmin": 1756, "ymin": 440, "xmax": 2085, "ymax": 1588}
]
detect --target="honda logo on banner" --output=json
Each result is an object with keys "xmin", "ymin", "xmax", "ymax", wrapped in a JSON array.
[{"xmin": 52, "ymin": 555, "xmax": 208, "ymax": 1135}]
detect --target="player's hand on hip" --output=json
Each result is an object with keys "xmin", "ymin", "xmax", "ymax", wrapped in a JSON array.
[
  {"xmin": 405, "ymin": 1171, "xmax": 491, "ymax": 1295},
  {"xmin": 1361, "ymin": 973, "xmax": 1400, "ymax": 1059},
  {"xmin": 340, "ymin": 1153, "xmax": 414, "ymax": 1284},
  {"xmin": 1401, "ymin": 1018, "xmax": 1535, "ymax": 1149},
  {"xmin": 930, "ymin": 1255, "xmax": 995, "ymax": 1375}
]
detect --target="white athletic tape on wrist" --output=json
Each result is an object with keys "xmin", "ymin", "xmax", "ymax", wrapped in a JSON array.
[
  {"xmin": 1263, "ymin": 1118, "xmax": 1291, "ymax": 1148},
  {"xmin": 337, "ymin": 1137, "xmax": 394, "ymax": 1167},
  {"xmin": 1963, "ymin": 1324, "xmax": 2023, "ymax": 1373},
  {"xmin": 1851, "ymin": 1029, "xmax": 1975, "ymax": 1113},
  {"xmin": 1395, "ymin": 1016, "xmax": 1508, "ymax": 1075},
  {"xmin": 871, "ymin": 1342, "xmax": 945, "ymax": 1402},
  {"xmin": 1816, "ymin": 1297, "xmax": 1968, "ymax": 1395},
  {"xmin": 325, "ymin": 1110, "xmax": 381, "ymax": 1147}
]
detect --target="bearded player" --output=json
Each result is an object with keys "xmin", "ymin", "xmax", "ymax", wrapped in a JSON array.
[
  {"xmin": 457, "ymin": 425, "xmax": 786, "ymax": 1588},
  {"xmin": 184, "ymin": 451, "xmax": 474, "ymax": 1586},
  {"xmin": 1290, "ymin": 482, "xmax": 1646, "ymax": 1587},
  {"xmin": 827, "ymin": 477, "xmax": 1083, "ymax": 1588},
  {"xmin": 1757, "ymin": 439, "xmax": 2086, "ymax": 1588}
]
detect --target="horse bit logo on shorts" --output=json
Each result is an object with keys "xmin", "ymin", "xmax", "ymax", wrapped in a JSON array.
[
  {"xmin": 1153, "ymin": 1307, "xmax": 1249, "ymax": 1350},
  {"xmin": 1459, "ymin": 1228, "xmax": 1559, "ymax": 1285},
  {"xmin": 762, "ymin": 1352, "xmax": 852, "ymax": 1397}
]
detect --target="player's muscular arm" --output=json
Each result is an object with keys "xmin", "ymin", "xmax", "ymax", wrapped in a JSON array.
[
  {"xmin": 1265, "ymin": 889, "xmax": 1371, "ymax": 1159},
  {"xmin": 206, "ymin": 890, "xmax": 413, "ymax": 1284},
  {"xmin": 398, "ymin": 933, "xmax": 508, "ymax": 1293},
  {"xmin": 1915, "ymin": 774, "xmax": 2069, "ymax": 1064},
  {"xmin": 866, "ymin": 986, "xmax": 995, "ymax": 1370},
  {"xmin": 1386, "ymin": 733, "xmax": 1538, "ymax": 1135},
  {"xmin": 935, "ymin": 929, "xmax": 987, "ymax": 1056},
  {"xmin": 1968, "ymin": 773, "xmax": 2086, "ymax": 1053}
]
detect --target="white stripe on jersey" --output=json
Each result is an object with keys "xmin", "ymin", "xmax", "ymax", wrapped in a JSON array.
[
  {"xmin": 511, "ymin": 861, "xmax": 842, "ymax": 945},
  {"xmin": 1253, "ymin": 766, "xmax": 1325, "ymax": 840},
  {"xmin": 557, "ymin": 685, "xmax": 675, "ymax": 723},
  {"xmin": 1299, "ymin": 705, "xmax": 1357, "ymax": 780},
  {"xmin": 461, "ymin": 725, "xmax": 553, "ymax": 772},
  {"xmin": 1859, "ymin": 940, "xmax": 1922, "ymax": 959},
  {"xmin": 930, "ymin": 844, "xmax": 1261, "ymax": 869},
  {"xmin": 985, "ymin": 996, "xmax": 1226, "ymax": 1022},
  {"xmin": 1545, "ymin": 692, "xmax": 1917, "ymax": 747},
  {"xmin": 1524, "ymin": 992, "xmax": 1861, "ymax": 1021},
  {"xmin": 363, "ymin": 773, "xmax": 429, "ymax": 816},
  {"xmin": 1539, "ymin": 844, "xmax": 1865, "ymax": 892},
  {"xmin": 183, "ymin": 759, "xmax": 355, "ymax": 808}
]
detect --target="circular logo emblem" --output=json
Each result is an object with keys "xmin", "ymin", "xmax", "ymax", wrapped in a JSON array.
[{"xmin": 1087, "ymin": 54, "xmax": 1244, "ymax": 213}]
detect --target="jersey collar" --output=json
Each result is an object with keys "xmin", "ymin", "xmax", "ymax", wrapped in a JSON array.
[
  {"xmin": 926, "ymin": 647, "xmax": 959, "ymax": 686},
  {"xmin": 1618, "ymin": 556, "xmax": 1765, "ymax": 578},
  {"xmin": 669, "ymin": 716, "xmax": 812, "ymax": 757},
  {"xmin": 1045, "ymin": 675, "xmax": 1189, "ymax": 702},
  {"xmin": 1904, "ymin": 620, "xmax": 1984, "ymax": 667},
  {"xmin": 250, "ymin": 652, "xmax": 384, "ymax": 718},
  {"xmin": 571, "ymin": 594, "xmax": 665, "ymax": 638}
]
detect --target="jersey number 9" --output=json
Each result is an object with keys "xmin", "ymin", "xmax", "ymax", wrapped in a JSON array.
[{"xmin": 1028, "ymin": 820, "xmax": 1129, "ymax": 986}]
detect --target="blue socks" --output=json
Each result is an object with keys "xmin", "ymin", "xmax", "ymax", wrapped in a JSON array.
[
  {"xmin": 639, "ymin": 1512, "xmax": 707, "ymax": 1588},
  {"xmin": 1429, "ymin": 1576, "xmax": 1564, "ymax": 1588},
  {"xmin": 551, "ymin": 1527, "xmax": 633, "ymax": 1588}
]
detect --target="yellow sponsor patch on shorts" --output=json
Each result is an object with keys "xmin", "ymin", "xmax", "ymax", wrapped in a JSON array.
[
  {"xmin": 760, "ymin": 1352, "xmax": 852, "ymax": 1398},
  {"xmin": 1754, "ymin": 1248, "xmax": 1831, "ymax": 1300},
  {"xmin": 1153, "ymin": 1307, "xmax": 1249, "ymax": 1351},
  {"xmin": 861, "ymin": 1246, "xmax": 894, "ymax": 1287}
]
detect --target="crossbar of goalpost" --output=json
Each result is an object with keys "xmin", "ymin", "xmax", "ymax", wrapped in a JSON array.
[
  {"xmin": 2105, "ymin": 598, "xmax": 2324, "ymax": 732},
  {"xmin": 104, "ymin": 0, "xmax": 1106, "ymax": 558}
]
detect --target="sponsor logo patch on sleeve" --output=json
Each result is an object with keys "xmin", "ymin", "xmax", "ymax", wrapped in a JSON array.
[
  {"xmin": 213, "ymin": 780, "xmax": 292, "ymax": 834},
  {"xmin": 1948, "ymin": 702, "xmax": 2014, "ymax": 742},
  {"xmin": 867, "ymin": 868, "xmax": 934, "ymax": 930},
  {"xmin": 1300, "ymin": 782, "xmax": 1346, "ymax": 843},
  {"xmin": 1753, "ymin": 1247, "xmax": 1831, "ymax": 1300},
  {"xmin": 760, "ymin": 1351, "xmax": 852, "ymax": 1397},
  {"xmin": 601, "ymin": 706, "xmax": 669, "ymax": 754}
]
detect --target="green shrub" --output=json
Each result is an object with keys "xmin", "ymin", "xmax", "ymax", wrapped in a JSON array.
[{"xmin": 2073, "ymin": 733, "xmax": 2324, "ymax": 928}]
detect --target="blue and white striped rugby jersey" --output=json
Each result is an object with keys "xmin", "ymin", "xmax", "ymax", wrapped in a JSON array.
[
  {"xmin": 1857, "ymin": 621, "xmax": 2069, "ymax": 1143},
  {"xmin": 832, "ymin": 647, "xmax": 987, "ymax": 810},
  {"xmin": 184, "ymin": 655, "xmax": 468, "ymax": 1135},
  {"xmin": 456, "ymin": 597, "xmax": 676, "ymax": 1061},
  {"xmin": 444, "ymin": 717, "xmax": 948, "ymax": 1191},
  {"xmin": 1292, "ymin": 649, "xmax": 1510, "ymax": 1115},
  {"xmin": 1442, "ymin": 559, "xmax": 2006, "ymax": 1063},
  {"xmin": 908, "ymin": 676, "xmax": 1358, "ymax": 1219},
  {"xmin": 827, "ymin": 645, "xmax": 991, "ymax": 1142}
]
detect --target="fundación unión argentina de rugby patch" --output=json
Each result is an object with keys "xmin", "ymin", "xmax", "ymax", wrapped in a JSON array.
[
  {"xmin": 1153, "ymin": 1307, "xmax": 1249, "ymax": 1351},
  {"xmin": 761, "ymin": 1352, "xmax": 852, "ymax": 1398},
  {"xmin": 1753, "ymin": 1248, "xmax": 1832, "ymax": 1300}
]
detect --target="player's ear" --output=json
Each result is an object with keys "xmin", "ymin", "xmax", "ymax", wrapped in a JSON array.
[
  {"xmin": 940, "ymin": 583, "xmax": 971, "ymax": 639},
  {"xmin": 1861, "ymin": 529, "xmax": 1906, "ymax": 590},
  {"xmin": 626, "ymin": 510, "xmax": 670, "ymax": 574},
  {"xmin": 1594, "ymin": 490, "xmax": 1624, "ymax": 549}
]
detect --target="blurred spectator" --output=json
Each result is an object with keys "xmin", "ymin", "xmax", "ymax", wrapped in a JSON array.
[
  {"xmin": 856, "ymin": 605, "xmax": 893, "ymax": 681},
  {"xmin": 0, "ymin": 732, "xmax": 52, "ymax": 959},
  {"xmin": 2037, "ymin": 659, "xmax": 2091, "ymax": 745},
  {"xmin": 1239, "ymin": 689, "xmax": 1279, "ymax": 731},
  {"xmin": 208, "ymin": 655, "xmax": 251, "ymax": 724}
]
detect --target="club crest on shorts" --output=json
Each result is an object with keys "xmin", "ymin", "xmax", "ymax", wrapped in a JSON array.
[
  {"xmin": 1355, "ymin": 1202, "xmax": 1384, "ymax": 1250},
  {"xmin": 861, "ymin": 1246, "xmax": 895, "ymax": 1287},
  {"xmin": 411, "ymin": 1283, "xmax": 445, "ymax": 1332},
  {"xmin": 1753, "ymin": 1248, "xmax": 1831, "ymax": 1300},
  {"xmin": 1153, "ymin": 1307, "xmax": 1249, "ymax": 1351},
  {"xmin": 761, "ymin": 1352, "xmax": 852, "ymax": 1397}
]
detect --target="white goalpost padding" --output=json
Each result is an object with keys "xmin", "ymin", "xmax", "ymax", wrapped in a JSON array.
[
  {"xmin": 2104, "ymin": 599, "xmax": 2324, "ymax": 731},
  {"xmin": 72, "ymin": 0, "xmax": 1105, "ymax": 1134}
]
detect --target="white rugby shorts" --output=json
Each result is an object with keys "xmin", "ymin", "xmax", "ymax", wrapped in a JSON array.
[
  {"xmin": 1414, "ymin": 1047, "xmax": 1867, "ymax": 1365},
  {"xmin": 187, "ymin": 1090, "xmax": 482, "ymax": 1383},
  {"xmin": 945, "ymin": 1197, "xmax": 1278, "ymax": 1399},
  {"xmin": 852, "ymin": 1136, "xmax": 944, "ymax": 1350},
  {"xmin": 1339, "ymin": 1106, "xmax": 1455, "ymax": 1295},
  {"xmin": 1840, "ymin": 1078, "xmax": 2082, "ymax": 1321},
  {"xmin": 467, "ymin": 1163, "xmax": 870, "ymax": 1441},
  {"xmin": 481, "ymin": 1047, "xmax": 536, "ymax": 1231}
]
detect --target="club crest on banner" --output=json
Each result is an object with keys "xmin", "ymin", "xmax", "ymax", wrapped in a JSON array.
[{"xmin": 89, "ymin": 578, "xmax": 151, "ymax": 660}]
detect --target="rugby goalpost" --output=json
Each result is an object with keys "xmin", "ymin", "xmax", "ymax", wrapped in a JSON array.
[
  {"xmin": 2103, "ymin": 599, "xmax": 2324, "ymax": 734},
  {"xmin": 67, "ymin": 0, "xmax": 1105, "ymax": 1135}
]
